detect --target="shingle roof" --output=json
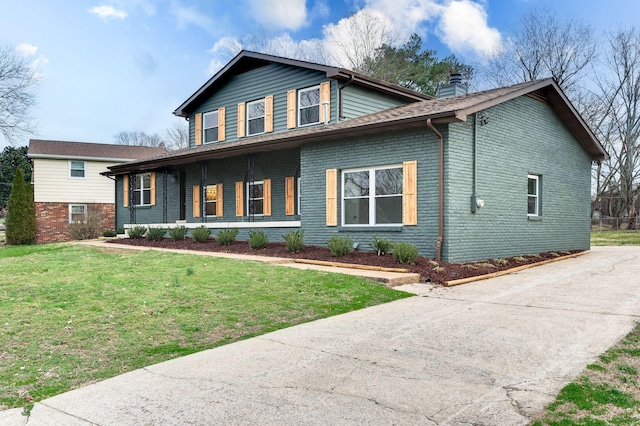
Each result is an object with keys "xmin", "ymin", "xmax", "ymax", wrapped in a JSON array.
[
  {"xmin": 28, "ymin": 140, "xmax": 167, "ymax": 161},
  {"xmin": 109, "ymin": 78, "xmax": 607, "ymax": 174}
]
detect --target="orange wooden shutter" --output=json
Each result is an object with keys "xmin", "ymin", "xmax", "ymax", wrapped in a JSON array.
[
  {"xmin": 123, "ymin": 175, "xmax": 129, "ymax": 207},
  {"xmin": 218, "ymin": 108, "xmax": 226, "ymax": 142},
  {"xmin": 403, "ymin": 161, "xmax": 417, "ymax": 225},
  {"xmin": 319, "ymin": 81, "xmax": 331, "ymax": 123},
  {"xmin": 193, "ymin": 185, "xmax": 200, "ymax": 218},
  {"xmin": 287, "ymin": 90, "xmax": 296, "ymax": 129},
  {"xmin": 216, "ymin": 183, "xmax": 223, "ymax": 217},
  {"xmin": 326, "ymin": 169, "xmax": 337, "ymax": 226},
  {"xmin": 285, "ymin": 176, "xmax": 295, "ymax": 215},
  {"xmin": 150, "ymin": 172, "xmax": 156, "ymax": 206},
  {"xmin": 265, "ymin": 95, "xmax": 273, "ymax": 133},
  {"xmin": 235, "ymin": 181, "xmax": 244, "ymax": 216},
  {"xmin": 195, "ymin": 113, "xmax": 202, "ymax": 146},
  {"xmin": 263, "ymin": 179, "xmax": 271, "ymax": 216},
  {"xmin": 237, "ymin": 103, "xmax": 245, "ymax": 138}
]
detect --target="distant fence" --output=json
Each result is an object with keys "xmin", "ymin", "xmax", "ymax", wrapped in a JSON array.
[{"xmin": 592, "ymin": 216, "xmax": 638, "ymax": 231}]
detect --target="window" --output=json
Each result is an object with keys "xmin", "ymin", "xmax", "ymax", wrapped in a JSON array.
[
  {"xmin": 69, "ymin": 161, "xmax": 85, "ymax": 178},
  {"xmin": 134, "ymin": 173, "xmax": 152, "ymax": 206},
  {"xmin": 298, "ymin": 86, "xmax": 320, "ymax": 126},
  {"xmin": 247, "ymin": 99, "xmax": 265, "ymax": 135},
  {"xmin": 69, "ymin": 204, "xmax": 87, "ymax": 223},
  {"xmin": 203, "ymin": 111, "xmax": 219, "ymax": 143},
  {"xmin": 528, "ymin": 174, "xmax": 540, "ymax": 216},
  {"xmin": 298, "ymin": 176, "xmax": 301, "ymax": 215},
  {"xmin": 247, "ymin": 181, "xmax": 264, "ymax": 215},
  {"xmin": 205, "ymin": 185, "xmax": 218, "ymax": 216},
  {"xmin": 343, "ymin": 166, "xmax": 403, "ymax": 225}
]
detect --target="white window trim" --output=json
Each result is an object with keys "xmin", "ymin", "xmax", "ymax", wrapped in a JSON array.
[
  {"xmin": 69, "ymin": 160, "xmax": 86, "ymax": 179},
  {"xmin": 527, "ymin": 174, "xmax": 540, "ymax": 217},
  {"xmin": 341, "ymin": 164, "xmax": 403, "ymax": 227},
  {"xmin": 247, "ymin": 180, "xmax": 265, "ymax": 216},
  {"xmin": 297, "ymin": 85, "xmax": 320, "ymax": 127},
  {"xmin": 203, "ymin": 111, "xmax": 219, "ymax": 144},
  {"xmin": 69, "ymin": 204, "xmax": 87, "ymax": 223},
  {"xmin": 135, "ymin": 173, "xmax": 152, "ymax": 207},
  {"xmin": 247, "ymin": 99, "xmax": 265, "ymax": 136},
  {"xmin": 205, "ymin": 184, "xmax": 218, "ymax": 217}
]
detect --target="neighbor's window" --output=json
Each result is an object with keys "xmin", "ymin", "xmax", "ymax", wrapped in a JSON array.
[
  {"xmin": 343, "ymin": 165, "xmax": 403, "ymax": 226},
  {"xmin": 134, "ymin": 173, "xmax": 151, "ymax": 206},
  {"xmin": 205, "ymin": 185, "xmax": 218, "ymax": 216},
  {"xmin": 247, "ymin": 99, "xmax": 265, "ymax": 135},
  {"xmin": 247, "ymin": 181, "xmax": 264, "ymax": 216},
  {"xmin": 69, "ymin": 204, "xmax": 87, "ymax": 223},
  {"xmin": 298, "ymin": 86, "xmax": 320, "ymax": 126},
  {"xmin": 203, "ymin": 111, "xmax": 219, "ymax": 143},
  {"xmin": 69, "ymin": 161, "xmax": 86, "ymax": 178},
  {"xmin": 528, "ymin": 174, "xmax": 540, "ymax": 216}
]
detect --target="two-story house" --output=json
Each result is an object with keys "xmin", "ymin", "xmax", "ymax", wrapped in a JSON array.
[
  {"xmin": 28, "ymin": 140, "xmax": 166, "ymax": 243},
  {"xmin": 107, "ymin": 51, "xmax": 607, "ymax": 262}
]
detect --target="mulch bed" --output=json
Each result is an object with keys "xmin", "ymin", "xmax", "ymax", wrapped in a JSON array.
[{"xmin": 106, "ymin": 238, "xmax": 582, "ymax": 285}]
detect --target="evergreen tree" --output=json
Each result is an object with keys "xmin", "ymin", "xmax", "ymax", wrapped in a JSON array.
[{"xmin": 6, "ymin": 168, "xmax": 36, "ymax": 245}]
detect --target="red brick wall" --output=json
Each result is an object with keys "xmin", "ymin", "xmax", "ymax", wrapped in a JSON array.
[{"xmin": 35, "ymin": 202, "xmax": 115, "ymax": 244}]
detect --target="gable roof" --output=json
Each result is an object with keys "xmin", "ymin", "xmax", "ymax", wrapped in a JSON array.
[
  {"xmin": 173, "ymin": 50, "xmax": 432, "ymax": 117},
  {"xmin": 28, "ymin": 139, "xmax": 167, "ymax": 162},
  {"xmin": 109, "ymin": 78, "xmax": 607, "ymax": 175}
]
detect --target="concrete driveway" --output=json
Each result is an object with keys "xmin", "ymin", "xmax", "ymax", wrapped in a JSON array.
[{"xmin": 2, "ymin": 246, "xmax": 640, "ymax": 425}]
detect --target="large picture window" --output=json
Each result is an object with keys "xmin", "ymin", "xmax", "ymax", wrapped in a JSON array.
[
  {"xmin": 69, "ymin": 161, "xmax": 85, "ymax": 178},
  {"xmin": 298, "ymin": 86, "xmax": 320, "ymax": 126},
  {"xmin": 343, "ymin": 165, "xmax": 403, "ymax": 225},
  {"xmin": 528, "ymin": 174, "xmax": 541, "ymax": 216},
  {"xmin": 247, "ymin": 181, "xmax": 264, "ymax": 216},
  {"xmin": 134, "ymin": 173, "xmax": 152, "ymax": 206},
  {"xmin": 203, "ymin": 111, "xmax": 219, "ymax": 143},
  {"xmin": 247, "ymin": 99, "xmax": 265, "ymax": 135}
]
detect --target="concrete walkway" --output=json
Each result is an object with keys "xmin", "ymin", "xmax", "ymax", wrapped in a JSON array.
[{"xmin": 2, "ymin": 246, "xmax": 640, "ymax": 425}]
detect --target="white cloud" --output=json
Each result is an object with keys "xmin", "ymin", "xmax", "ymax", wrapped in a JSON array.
[
  {"xmin": 437, "ymin": 0, "xmax": 501, "ymax": 59},
  {"xmin": 246, "ymin": 0, "xmax": 308, "ymax": 31},
  {"xmin": 171, "ymin": 2, "xmax": 214, "ymax": 33},
  {"xmin": 363, "ymin": 0, "xmax": 443, "ymax": 40},
  {"xmin": 15, "ymin": 43, "xmax": 38, "ymax": 57},
  {"xmin": 89, "ymin": 5, "xmax": 128, "ymax": 20}
]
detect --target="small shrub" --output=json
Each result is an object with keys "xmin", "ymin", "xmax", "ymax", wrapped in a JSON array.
[
  {"xmin": 216, "ymin": 228, "xmax": 239, "ymax": 246},
  {"xmin": 248, "ymin": 229, "xmax": 269, "ymax": 249},
  {"xmin": 116, "ymin": 227, "xmax": 125, "ymax": 234},
  {"xmin": 372, "ymin": 236, "xmax": 394, "ymax": 256},
  {"xmin": 328, "ymin": 234, "xmax": 354, "ymax": 257},
  {"xmin": 68, "ymin": 212, "xmax": 103, "ymax": 241},
  {"xmin": 146, "ymin": 227, "xmax": 166, "ymax": 241},
  {"xmin": 283, "ymin": 229, "xmax": 304, "ymax": 253},
  {"xmin": 168, "ymin": 225, "xmax": 188, "ymax": 241},
  {"xmin": 102, "ymin": 230, "xmax": 117, "ymax": 238},
  {"xmin": 127, "ymin": 226, "xmax": 147, "ymax": 239},
  {"xmin": 392, "ymin": 242, "xmax": 419, "ymax": 265},
  {"xmin": 191, "ymin": 226, "xmax": 211, "ymax": 243}
]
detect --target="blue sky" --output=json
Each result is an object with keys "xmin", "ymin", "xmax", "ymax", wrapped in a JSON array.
[{"xmin": 0, "ymin": 0, "xmax": 637, "ymax": 150}]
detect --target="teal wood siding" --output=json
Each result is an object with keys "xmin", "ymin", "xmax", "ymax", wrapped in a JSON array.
[
  {"xmin": 443, "ymin": 95, "xmax": 592, "ymax": 262},
  {"xmin": 189, "ymin": 64, "xmax": 335, "ymax": 148},
  {"xmin": 341, "ymin": 84, "xmax": 409, "ymax": 120},
  {"xmin": 300, "ymin": 127, "xmax": 440, "ymax": 258}
]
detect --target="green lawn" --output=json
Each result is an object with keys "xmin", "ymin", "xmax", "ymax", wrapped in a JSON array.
[
  {"xmin": 0, "ymin": 243, "xmax": 411, "ymax": 410},
  {"xmin": 591, "ymin": 230, "xmax": 640, "ymax": 246}
]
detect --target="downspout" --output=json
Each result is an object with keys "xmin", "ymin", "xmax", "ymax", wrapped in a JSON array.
[
  {"xmin": 338, "ymin": 75, "xmax": 355, "ymax": 120},
  {"xmin": 471, "ymin": 113, "xmax": 478, "ymax": 213},
  {"xmin": 427, "ymin": 118, "xmax": 444, "ymax": 261}
]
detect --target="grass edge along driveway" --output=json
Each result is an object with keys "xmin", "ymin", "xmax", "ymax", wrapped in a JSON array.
[{"xmin": 0, "ymin": 243, "xmax": 411, "ymax": 410}]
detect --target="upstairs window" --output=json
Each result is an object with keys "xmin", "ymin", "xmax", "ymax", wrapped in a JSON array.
[
  {"xmin": 528, "ymin": 174, "xmax": 541, "ymax": 216},
  {"xmin": 343, "ymin": 165, "xmax": 403, "ymax": 226},
  {"xmin": 203, "ymin": 111, "xmax": 219, "ymax": 143},
  {"xmin": 298, "ymin": 86, "xmax": 320, "ymax": 126},
  {"xmin": 247, "ymin": 99, "xmax": 265, "ymax": 135},
  {"xmin": 134, "ymin": 173, "xmax": 152, "ymax": 206},
  {"xmin": 69, "ymin": 161, "xmax": 85, "ymax": 178}
]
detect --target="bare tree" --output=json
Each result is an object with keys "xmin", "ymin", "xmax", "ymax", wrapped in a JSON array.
[
  {"xmin": 0, "ymin": 44, "xmax": 39, "ymax": 145},
  {"xmin": 591, "ymin": 28, "xmax": 640, "ymax": 223},
  {"xmin": 163, "ymin": 120, "xmax": 189, "ymax": 151},
  {"xmin": 114, "ymin": 130, "xmax": 165, "ymax": 147},
  {"xmin": 483, "ymin": 9, "xmax": 597, "ymax": 95}
]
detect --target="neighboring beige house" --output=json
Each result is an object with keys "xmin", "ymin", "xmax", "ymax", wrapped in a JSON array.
[{"xmin": 28, "ymin": 140, "xmax": 166, "ymax": 243}]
